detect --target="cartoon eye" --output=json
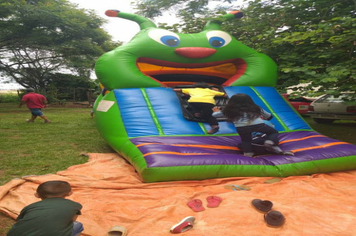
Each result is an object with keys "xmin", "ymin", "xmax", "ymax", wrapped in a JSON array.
[
  {"xmin": 206, "ymin": 31, "xmax": 232, "ymax": 48},
  {"xmin": 148, "ymin": 29, "xmax": 180, "ymax": 47}
]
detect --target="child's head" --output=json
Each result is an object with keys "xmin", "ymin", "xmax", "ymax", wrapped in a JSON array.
[
  {"xmin": 35, "ymin": 180, "xmax": 72, "ymax": 199},
  {"xmin": 223, "ymin": 93, "xmax": 261, "ymax": 120},
  {"xmin": 228, "ymin": 93, "xmax": 256, "ymax": 105}
]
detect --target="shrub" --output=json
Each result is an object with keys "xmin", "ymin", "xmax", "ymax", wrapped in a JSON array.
[{"xmin": 0, "ymin": 93, "xmax": 19, "ymax": 103}]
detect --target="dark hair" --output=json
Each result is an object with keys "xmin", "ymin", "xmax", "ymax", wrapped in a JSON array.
[
  {"xmin": 193, "ymin": 82, "xmax": 210, "ymax": 88},
  {"xmin": 26, "ymin": 88, "xmax": 35, "ymax": 93},
  {"xmin": 36, "ymin": 180, "xmax": 71, "ymax": 199},
  {"xmin": 222, "ymin": 93, "xmax": 262, "ymax": 121}
]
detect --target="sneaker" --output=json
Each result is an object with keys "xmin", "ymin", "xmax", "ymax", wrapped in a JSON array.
[
  {"xmin": 264, "ymin": 140, "xmax": 283, "ymax": 154},
  {"xmin": 283, "ymin": 151, "xmax": 294, "ymax": 156},
  {"xmin": 243, "ymin": 152, "xmax": 254, "ymax": 157},
  {"xmin": 170, "ymin": 216, "xmax": 195, "ymax": 234},
  {"xmin": 43, "ymin": 120, "xmax": 51, "ymax": 123},
  {"xmin": 207, "ymin": 126, "xmax": 219, "ymax": 134},
  {"xmin": 263, "ymin": 140, "xmax": 275, "ymax": 146},
  {"xmin": 26, "ymin": 119, "xmax": 34, "ymax": 123}
]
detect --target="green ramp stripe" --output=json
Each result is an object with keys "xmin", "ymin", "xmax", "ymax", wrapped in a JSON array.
[
  {"xmin": 198, "ymin": 122, "xmax": 207, "ymax": 133},
  {"xmin": 250, "ymin": 87, "xmax": 289, "ymax": 131},
  {"xmin": 279, "ymin": 93, "xmax": 312, "ymax": 130},
  {"xmin": 140, "ymin": 88, "xmax": 164, "ymax": 135}
]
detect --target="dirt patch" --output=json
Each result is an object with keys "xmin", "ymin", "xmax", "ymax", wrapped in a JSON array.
[{"xmin": 0, "ymin": 212, "xmax": 14, "ymax": 235}]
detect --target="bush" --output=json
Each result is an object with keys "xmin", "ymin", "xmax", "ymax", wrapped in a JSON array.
[{"xmin": 0, "ymin": 93, "xmax": 19, "ymax": 103}]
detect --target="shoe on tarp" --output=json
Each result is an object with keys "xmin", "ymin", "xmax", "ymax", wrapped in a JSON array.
[
  {"xmin": 251, "ymin": 199, "xmax": 273, "ymax": 213},
  {"xmin": 107, "ymin": 225, "xmax": 127, "ymax": 236},
  {"xmin": 264, "ymin": 211, "xmax": 285, "ymax": 227}
]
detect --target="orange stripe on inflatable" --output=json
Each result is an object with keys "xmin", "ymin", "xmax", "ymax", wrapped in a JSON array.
[
  {"xmin": 136, "ymin": 143, "xmax": 239, "ymax": 150},
  {"xmin": 279, "ymin": 135, "xmax": 326, "ymax": 144},
  {"xmin": 140, "ymin": 141, "xmax": 348, "ymax": 156},
  {"xmin": 143, "ymin": 152, "xmax": 216, "ymax": 157},
  {"xmin": 137, "ymin": 135, "xmax": 327, "ymax": 149},
  {"xmin": 136, "ymin": 142, "xmax": 159, "ymax": 147},
  {"xmin": 292, "ymin": 142, "xmax": 349, "ymax": 153}
]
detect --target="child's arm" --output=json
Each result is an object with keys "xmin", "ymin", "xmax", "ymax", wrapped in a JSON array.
[
  {"xmin": 18, "ymin": 101, "xmax": 26, "ymax": 108},
  {"xmin": 260, "ymin": 108, "xmax": 273, "ymax": 120},
  {"xmin": 211, "ymin": 88, "xmax": 228, "ymax": 97},
  {"xmin": 72, "ymin": 202, "xmax": 82, "ymax": 221}
]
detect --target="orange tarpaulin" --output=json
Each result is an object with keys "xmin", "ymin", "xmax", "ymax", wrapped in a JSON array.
[{"xmin": 1, "ymin": 153, "xmax": 356, "ymax": 236}]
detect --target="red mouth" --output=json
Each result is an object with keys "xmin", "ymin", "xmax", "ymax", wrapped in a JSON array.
[{"xmin": 136, "ymin": 57, "xmax": 247, "ymax": 87}]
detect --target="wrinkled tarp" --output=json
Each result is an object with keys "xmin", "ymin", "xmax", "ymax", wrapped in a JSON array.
[{"xmin": 1, "ymin": 153, "xmax": 356, "ymax": 236}]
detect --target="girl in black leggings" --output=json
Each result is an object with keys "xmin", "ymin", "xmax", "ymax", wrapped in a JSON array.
[{"xmin": 213, "ymin": 93, "xmax": 293, "ymax": 157}]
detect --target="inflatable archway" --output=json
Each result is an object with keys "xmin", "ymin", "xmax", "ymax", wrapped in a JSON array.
[{"xmin": 93, "ymin": 10, "xmax": 356, "ymax": 182}]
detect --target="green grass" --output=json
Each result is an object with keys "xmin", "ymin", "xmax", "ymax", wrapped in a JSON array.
[
  {"xmin": 0, "ymin": 103, "xmax": 355, "ymax": 234},
  {"xmin": 303, "ymin": 116, "xmax": 356, "ymax": 144},
  {"xmin": 0, "ymin": 103, "xmax": 113, "ymax": 185},
  {"xmin": 0, "ymin": 93, "xmax": 19, "ymax": 103}
]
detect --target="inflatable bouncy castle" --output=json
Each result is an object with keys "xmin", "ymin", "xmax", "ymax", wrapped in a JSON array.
[{"xmin": 93, "ymin": 10, "xmax": 356, "ymax": 182}]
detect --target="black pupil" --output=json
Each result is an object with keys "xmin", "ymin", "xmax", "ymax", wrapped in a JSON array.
[
  {"xmin": 212, "ymin": 40, "xmax": 222, "ymax": 47},
  {"xmin": 167, "ymin": 39, "xmax": 177, "ymax": 46}
]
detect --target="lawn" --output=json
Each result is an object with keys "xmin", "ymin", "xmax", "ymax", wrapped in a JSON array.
[
  {"xmin": 0, "ymin": 103, "xmax": 355, "ymax": 234},
  {"xmin": 0, "ymin": 102, "xmax": 113, "ymax": 234}
]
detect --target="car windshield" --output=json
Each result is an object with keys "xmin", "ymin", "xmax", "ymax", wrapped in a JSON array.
[{"xmin": 316, "ymin": 94, "xmax": 353, "ymax": 103}]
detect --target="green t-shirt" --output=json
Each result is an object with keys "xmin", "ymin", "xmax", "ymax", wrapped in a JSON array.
[{"xmin": 7, "ymin": 198, "xmax": 82, "ymax": 236}]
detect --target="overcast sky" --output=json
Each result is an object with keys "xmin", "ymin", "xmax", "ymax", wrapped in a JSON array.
[
  {"xmin": 1, "ymin": 0, "xmax": 240, "ymax": 89},
  {"xmin": 69, "ymin": 0, "xmax": 180, "ymax": 43}
]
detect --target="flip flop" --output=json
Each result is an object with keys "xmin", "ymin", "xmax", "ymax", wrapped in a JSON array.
[
  {"xmin": 206, "ymin": 196, "xmax": 222, "ymax": 208},
  {"xmin": 264, "ymin": 211, "xmax": 285, "ymax": 227},
  {"xmin": 264, "ymin": 178, "xmax": 282, "ymax": 184},
  {"xmin": 170, "ymin": 216, "xmax": 195, "ymax": 234},
  {"xmin": 224, "ymin": 184, "xmax": 251, "ymax": 191},
  {"xmin": 187, "ymin": 199, "xmax": 205, "ymax": 212},
  {"xmin": 251, "ymin": 199, "xmax": 273, "ymax": 213},
  {"xmin": 107, "ymin": 225, "xmax": 127, "ymax": 236}
]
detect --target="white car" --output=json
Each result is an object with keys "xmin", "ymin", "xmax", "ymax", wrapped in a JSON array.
[{"xmin": 308, "ymin": 93, "xmax": 356, "ymax": 123}]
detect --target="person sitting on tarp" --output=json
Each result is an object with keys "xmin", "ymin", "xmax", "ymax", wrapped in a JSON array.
[
  {"xmin": 174, "ymin": 82, "xmax": 228, "ymax": 134},
  {"xmin": 7, "ymin": 180, "xmax": 83, "ymax": 236}
]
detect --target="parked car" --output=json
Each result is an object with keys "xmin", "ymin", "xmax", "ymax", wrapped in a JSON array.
[
  {"xmin": 308, "ymin": 93, "xmax": 356, "ymax": 123},
  {"xmin": 282, "ymin": 94, "xmax": 314, "ymax": 115}
]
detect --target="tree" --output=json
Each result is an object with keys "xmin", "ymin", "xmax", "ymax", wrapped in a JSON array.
[
  {"xmin": 0, "ymin": 0, "xmax": 120, "ymax": 90},
  {"xmin": 266, "ymin": 0, "xmax": 356, "ymax": 98},
  {"xmin": 133, "ymin": 0, "xmax": 356, "ymax": 99}
]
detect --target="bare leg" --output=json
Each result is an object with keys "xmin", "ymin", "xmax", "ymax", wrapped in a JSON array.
[
  {"xmin": 39, "ymin": 115, "xmax": 51, "ymax": 123},
  {"xmin": 27, "ymin": 115, "xmax": 37, "ymax": 122}
]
